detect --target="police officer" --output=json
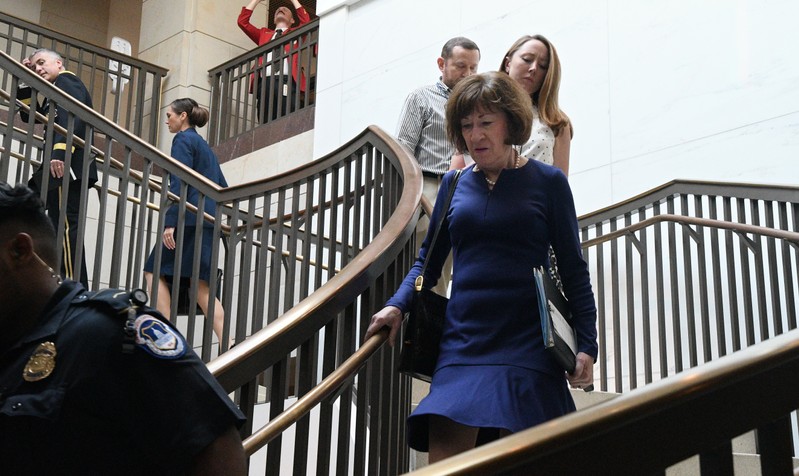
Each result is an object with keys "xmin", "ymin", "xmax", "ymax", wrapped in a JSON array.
[{"xmin": 0, "ymin": 182, "xmax": 247, "ymax": 475}]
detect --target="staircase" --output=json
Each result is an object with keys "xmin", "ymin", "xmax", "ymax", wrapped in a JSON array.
[{"xmin": 3, "ymin": 16, "xmax": 799, "ymax": 475}]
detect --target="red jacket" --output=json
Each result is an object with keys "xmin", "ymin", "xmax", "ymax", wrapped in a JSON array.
[{"xmin": 238, "ymin": 6, "xmax": 311, "ymax": 92}]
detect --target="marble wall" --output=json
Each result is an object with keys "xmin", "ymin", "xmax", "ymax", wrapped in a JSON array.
[{"xmin": 314, "ymin": 0, "xmax": 799, "ymax": 215}]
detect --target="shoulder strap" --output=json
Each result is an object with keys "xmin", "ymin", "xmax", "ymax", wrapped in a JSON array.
[
  {"xmin": 418, "ymin": 169, "xmax": 462, "ymax": 286},
  {"xmin": 74, "ymin": 288, "xmax": 154, "ymax": 353}
]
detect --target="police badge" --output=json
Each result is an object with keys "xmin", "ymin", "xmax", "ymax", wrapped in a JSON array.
[{"xmin": 23, "ymin": 341, "xmax": 57, "ymax": 382}]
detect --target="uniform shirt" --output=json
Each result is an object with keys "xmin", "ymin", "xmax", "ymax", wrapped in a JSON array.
[
  {"xmin": 0, "ymin": 280, "xmax": 245, "ymax": 475},
  {"xmin": 396, "ymin": 80, "xmax": 453, "ymax": 175}
]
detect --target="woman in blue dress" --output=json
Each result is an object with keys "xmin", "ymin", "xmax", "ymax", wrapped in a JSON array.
[
  {"xmin": 365, "ymin": 72, "xmax": 597, "ymax": 462},
  {"xmin": 144, "ymin": 98, "xmax": 229, "ymax": 346}
]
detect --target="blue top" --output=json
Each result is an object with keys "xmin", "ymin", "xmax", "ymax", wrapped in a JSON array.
[
  {"xmin": 387, "ymin": 159, "xmax": 598, "ymax": 376},
  {"xmin": 165, "ymin": 128, "xmax": 228, "ymax": 228}
]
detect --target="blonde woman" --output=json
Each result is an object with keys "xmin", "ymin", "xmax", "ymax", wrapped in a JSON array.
[{"xmin": 500, "ymin": 34, "xmax": 572, "ymax": 175}]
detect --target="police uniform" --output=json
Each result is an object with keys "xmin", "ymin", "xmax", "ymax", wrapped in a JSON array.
[
  {"xmin": 18, "ymin": 71, "xmax": 99, "ymax": 288},
  {"xmin": 0, "ymin": 280, "xmax": 245, "ymax": 475}
]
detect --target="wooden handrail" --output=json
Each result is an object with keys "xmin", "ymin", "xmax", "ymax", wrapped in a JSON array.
[
  {"xmin": 0, "ymin": 50, "xmax": 229, "ymax": 217},
  {"xmin": 578, "ymin": 179, "xmax": 799, "ymax": 227},
  {"xmin": 242, "ymin": 328, "xmax": 390, "ymax": 455},
  {"xmin": 581, "ymin": 213, "xmax": 799, "ymax": 248},
  {"xmin": 408, "ymin": 328, "xmax": 799, "ymax": 475},
  {"xmin": 0, "ymin": 90, "xmax": 226, "ymax": 230},
  {"xmin": 207, "ymin": 126, "xmax": 423, "ymax": 391},
  {"xmin": 0, "ymin": 130, "xmax": 343, "ymax": 273}
]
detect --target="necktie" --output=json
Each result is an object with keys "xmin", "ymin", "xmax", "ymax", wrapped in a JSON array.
[{"xmin": 274, "ymin": 29, "xmax": 283, "ymax": 39}]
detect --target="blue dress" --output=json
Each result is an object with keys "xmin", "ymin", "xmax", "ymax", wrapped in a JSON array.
[
  {"xmin": 144, "ymin": 128, "xmax": 228, "ymax": 282},
  {"xmin": 386, "ymin": 159, "xmax": 598, "ymax": 451}
]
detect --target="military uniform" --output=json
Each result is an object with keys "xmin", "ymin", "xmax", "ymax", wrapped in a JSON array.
[
  {"xmin": 18, "ymin": 71, "xmax": 98, "ymax": 288},
  {"xmin": 0, "ymin": 280, "xmax": 245, "ymax": 475}
]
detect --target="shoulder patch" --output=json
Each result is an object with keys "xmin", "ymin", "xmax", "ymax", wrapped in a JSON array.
[{"xmin": 134, "ymin": 315, "xmax": 187, "ymax": 359}]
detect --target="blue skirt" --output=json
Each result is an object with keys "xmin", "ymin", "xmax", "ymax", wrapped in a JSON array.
[
  {"xmin": 407, "ymin": 364, "xmax": 576, "ymax": 452},
  {"xmin": 144, "ymin": 226, "xmax": 216, "ymax": 283}
]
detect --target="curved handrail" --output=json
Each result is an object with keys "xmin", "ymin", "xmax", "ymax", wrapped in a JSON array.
[
  {"xmin": 581, "ymin": 213, "xmax": 799, "ymax": 248},
  {"xmin": 408, "ymin": 328, "xmax": 799, "ymax": 475},
  {"xmin": 578, "ymin": 178, "xmax": 799, "ymax": 227},
  {"xmin": 242, "ymin": 328, "xmax": 390, "ymax": 455},
  {"xmin": 420, "ymin": 194, "xmax": 433, "ymax": 217},
  {"xmin": 1, "ymin": 51, "xmax": 226, "ymax": 194},
  {"xmin": 237, "ymin": 203, "xmax": 799, "ymax": 465},
  {"xmin": 2, "ymin": 135, "xmax": 348, "ymax": 277},
  {"xmin": 207, "ymin": 125, "xmax": 423, "ymax": 390},
  {"xmin": 0, "ymin": 142, "xmax": 164, "ymax": 211},
  {"xmin": 0, "ymin": 83, "xmax": 227, "ymax": 230}
]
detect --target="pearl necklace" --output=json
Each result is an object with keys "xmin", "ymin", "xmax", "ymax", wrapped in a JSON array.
[{"xmin": 481, "ymin": 153, "xmax": 522, "ymax": 188}]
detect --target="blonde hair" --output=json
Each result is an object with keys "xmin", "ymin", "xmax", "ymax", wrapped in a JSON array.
[{"xmin": 499, "ymin": 34, "xmax": 572, "ymax": 138}]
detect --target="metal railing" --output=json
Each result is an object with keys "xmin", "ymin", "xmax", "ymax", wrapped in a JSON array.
[
  {"xmin": 409, "ymin": 328, "xmax": 799, "ymax": 475},
  {"xmin": 578, "ymin": 180, "xmax": 799, "ymax": 394},
  {"xmin": 239, "ymin": 175, "xmax": 799, "ymax": 474},
  {"xmin": 0, "ymin": 10, "xmax": 167, "ymax": 144},
  {"xmin": 208, "ymin": 20, "xmax": 318, "ymax": 146},
  {"xmin": 208, "ymin": 132, "xmax": 422, "ymax": 475},
  {"xmin": 8, "ymin": 17, "xmax": 799, "ymax": 472},
  {"xmin": 2, "ymin": 47, "xmax": 421, "ymax": 473}
]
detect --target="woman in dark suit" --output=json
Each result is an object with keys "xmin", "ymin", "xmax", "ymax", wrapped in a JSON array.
[
  {"xmin": 144, "ymin": 98, "xmax": 229, "ymax": 346},
  {"xmin": 366, "ymin": 73, "xmax": 597, "ymax": 462}
]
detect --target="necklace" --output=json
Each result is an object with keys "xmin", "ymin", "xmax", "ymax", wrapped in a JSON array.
[{"xmin": 481, "ymin": 152, "xmax": 522, "ymax": 188}]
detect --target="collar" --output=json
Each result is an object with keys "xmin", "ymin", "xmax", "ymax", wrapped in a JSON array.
[
  {"xmin": 436, "ymin": 78, "xmax": 451, "ymax": 95},
  {"xmin": 18, "ymin": 281, "xmax": 86, "ymax": 345}
]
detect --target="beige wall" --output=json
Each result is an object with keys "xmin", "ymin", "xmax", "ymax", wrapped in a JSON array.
[
  {"xmin": 140, "ymin": 0, "xmax": 266, "ymax": 153},
  {"xmin": 40, "ymin": 0, "xmax": 108, "ymax": 47},
  {"xmin": 0, "ymin": 1, "xmax": 42, "ymax": 23},
  {"xmin": 108, "ymin": 0, "xmax": 142, "ymax": 55},
  {"xmin": 2, "ymin": 0, "xmax": 141, "ymax": 57}
]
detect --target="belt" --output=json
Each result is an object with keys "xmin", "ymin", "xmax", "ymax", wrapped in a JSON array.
[{"xmin": 422, "ymin": 170, "xmax": 444, "ymax": 179}]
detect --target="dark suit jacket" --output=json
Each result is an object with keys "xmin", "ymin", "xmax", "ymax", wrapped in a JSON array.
[
  {"xmin": 164, "ymin": 128, "xmax": 228, "ymax": 228},
  {"xmin": 19, "ymin": 71, "xmax": 98, "ymax": 191}
]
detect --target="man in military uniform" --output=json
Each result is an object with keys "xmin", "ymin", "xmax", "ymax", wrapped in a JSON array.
[
  {"xmin": 0, "ymin": 182, "xmax": 247, "ymax": 475},
  {"xmin": 19, "ymin": 48, "xmax": 98, "ymax": 288}
]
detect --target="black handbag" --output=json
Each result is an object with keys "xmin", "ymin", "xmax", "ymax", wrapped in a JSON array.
[{"xmin": 397, "ymin": 170, "xmax": 462, "ymax": 382}]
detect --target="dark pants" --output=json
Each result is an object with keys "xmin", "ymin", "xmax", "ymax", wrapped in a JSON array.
[
  {"xmin": 255, "ymin": 74, "xmax": 298, "ymax": 123},
  {"xmin": 45, "ymin": 183, "xmax": 90, "ymax": 288}
]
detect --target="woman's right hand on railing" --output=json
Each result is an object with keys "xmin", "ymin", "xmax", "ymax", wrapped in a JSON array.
[{"xmin": 365, "ymin": 305, "xmax": 402, "ymax": 346}]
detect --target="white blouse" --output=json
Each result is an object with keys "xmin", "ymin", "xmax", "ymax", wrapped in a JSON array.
[{"xmin": 519, "ymin": 105, "xmax": 555, "ymax": 165}]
